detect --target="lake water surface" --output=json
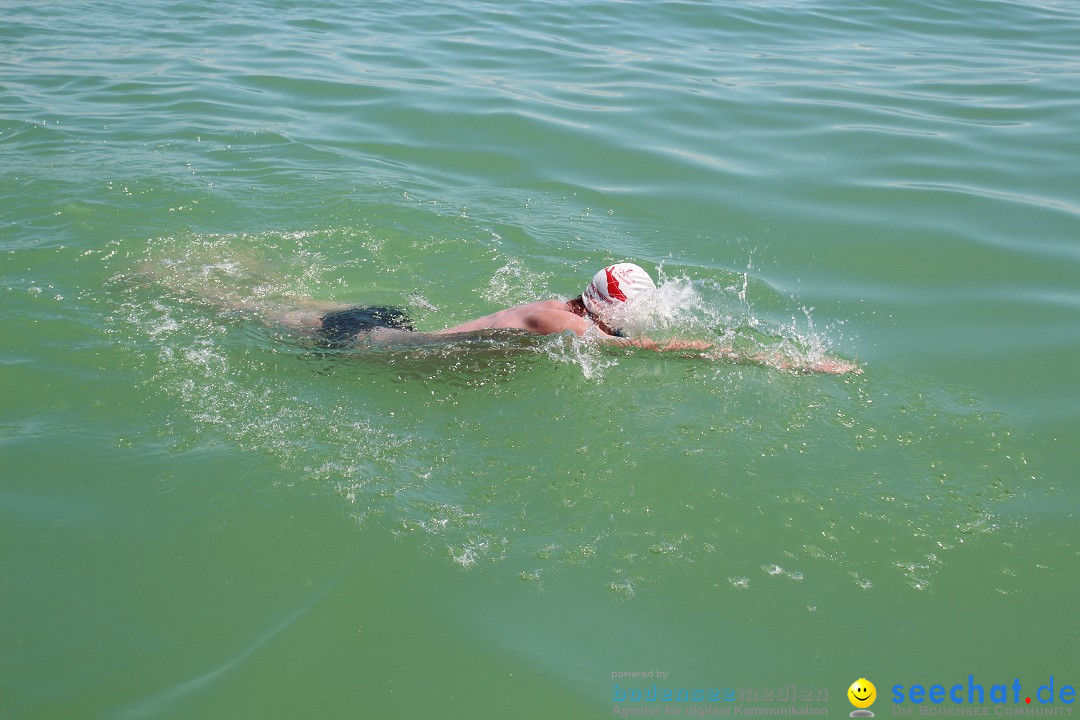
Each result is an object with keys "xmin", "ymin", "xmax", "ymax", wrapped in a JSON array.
[{"xmin": 3, "ymin": 1, "xmax": 1078, "ymax": 717}]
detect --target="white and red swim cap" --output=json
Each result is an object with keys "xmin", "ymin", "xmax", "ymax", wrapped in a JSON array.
[{"xmin": 581, "ymin": 263, "xmax": 657, "ymax": 332}]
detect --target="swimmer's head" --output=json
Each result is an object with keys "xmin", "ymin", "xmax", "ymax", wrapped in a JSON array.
[{"xmin": 581, "ymin": 263, "xmax": 657, "ymax": 334}]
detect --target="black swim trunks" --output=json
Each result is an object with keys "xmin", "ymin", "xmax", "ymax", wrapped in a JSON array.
[{"xmin": 317, "ymin": 305, "xmax": 415, "ymax": 345}]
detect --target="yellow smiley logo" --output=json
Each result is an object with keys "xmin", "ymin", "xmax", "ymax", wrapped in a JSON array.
[{"xmin": 848, "ymin": 678, "xmax": 877, "ymax": 709}]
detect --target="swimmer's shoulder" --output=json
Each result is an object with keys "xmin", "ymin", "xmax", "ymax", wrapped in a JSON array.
[
  {"xmin": 516, "ymin": 298, "xmax": 570, "ymax": 314},
  {"xmin": 521, "ymin": 303, "xmax": 588, "ymax": 336}
]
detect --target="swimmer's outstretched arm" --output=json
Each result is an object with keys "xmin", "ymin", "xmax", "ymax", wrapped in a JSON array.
[
  {"xmin": 522, "ymin": 310, "xmax": 860, "ymax": 374},
  {"xmin": 726, "ymin": 348, "xmax": 862, "ymax": 375},
  {"xmin": 599, "ymin": 336, "xmax": 714, "ymax": 352},
  {"xmin": 601, "ymin": 336, "xmax": 861, "ymax": 375}
]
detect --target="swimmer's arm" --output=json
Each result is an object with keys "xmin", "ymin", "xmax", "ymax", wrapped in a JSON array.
[
  {"xmin": 524, "ymin": 311, "xmax": 714, "ymax": 352},
  {"xmin": 524, "ymin": 310, "xmax": 860, "ymax": 372},
  {"xmin": 600, "ymin": 336, "xmax": 716, "ymax": 352},
  {"xmin": 705, "ymin": 347, "xmax": 862, "ymax": 375},
  {"xmin": 602, "ymin": 335, "xmax": 861, "ymax": 374}
]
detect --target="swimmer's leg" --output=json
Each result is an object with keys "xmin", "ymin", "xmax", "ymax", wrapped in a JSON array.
[
  {"xmin": 135, "ymin": 255, "xmax": 351, "ymax": 332},
  {"xmin": 173, "ymin": 291, "xmax": 349, "ymax": 333},
  {"xmin": 242, "ymin": 299, "xmax": 351, "ymax": 332}
]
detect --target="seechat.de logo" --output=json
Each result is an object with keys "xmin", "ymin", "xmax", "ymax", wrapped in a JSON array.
[{"xmin": 850, "ymin": 678, "xmax": 878, "ymax": 717}]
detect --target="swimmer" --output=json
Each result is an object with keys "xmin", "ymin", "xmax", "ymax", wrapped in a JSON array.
[
  {"xmin": 188, "ymin": 262, "xmax": 860, "ymax": 374},
  {"xmin": 256, "ymin": 263, "xmax": 705, "ymax": 348}
]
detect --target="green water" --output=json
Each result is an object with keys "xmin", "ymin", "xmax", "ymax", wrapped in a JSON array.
[{"xmin": 3, "ymin": 0, "xmax": 1078, "ymax": 718}]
